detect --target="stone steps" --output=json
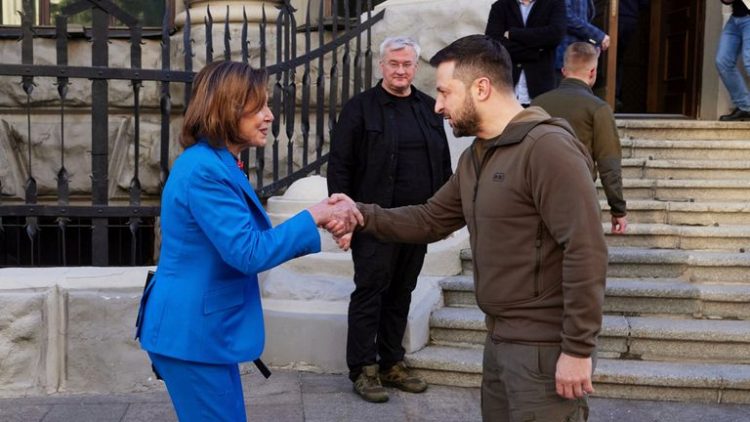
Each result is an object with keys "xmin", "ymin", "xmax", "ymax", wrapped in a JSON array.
[
  {"xmin": 408, "ymin": 121, "xmax": 750, "ymax": 404},
  {"xmin": 606, "ymin": 247, "xmax": 750, "ymax": 282},
  {"xmin": 441, "ymin": 276, "xmax": 750, "ymax": 320},
  {"xmin": 621, "ymin": 138, "xmax": 750, "ymax": 161},
  {"xmin": 600, "ymin": 199, "xmax": 750, "ymax": 226},
  {"xmin": 597, "ymin": 178, "xmax": 750, "ymax": 202},
  {"xmin": 616, "ymin": 120, "xmax": 750, "ymax": 141},
  {"xmin": 428, "ymin": 307, "xmax": 750, "ymax": 363},
  {"xmin": 621, "ymin": 158, "xmax": 750, "ymax": 180},
  {"xmin": 405, "ymin": 346, "xmax": 750, "ymax": 403},
  {"xmin": 601, "ymin": 223, "xmax": 750, "ymax": 251},
  {"xmin": 461, "ymin": 247, "xmax": 750, "ymax": 283}
]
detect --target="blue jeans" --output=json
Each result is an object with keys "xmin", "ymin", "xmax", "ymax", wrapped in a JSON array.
[{"xmin": 716, "ymin": 16, "xmax": 750, "ymax": 111}]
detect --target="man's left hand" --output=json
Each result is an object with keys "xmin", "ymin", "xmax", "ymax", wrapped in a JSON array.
[
  {"xmin": 555, "ymin": 353, "xmax": 594, "ymax": 400},
  {"xmin": 600, "ymin": 34, "xmax": 611, "ymax": 51}
]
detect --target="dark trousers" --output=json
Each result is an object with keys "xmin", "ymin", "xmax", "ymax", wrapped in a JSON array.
[
  {"xmin": 347, "ymin": 233, "xmax": 427, "ymax": 380},
  {"xmin": 481, "ymin": 337, "xmax": 591, "ymax": 422}
]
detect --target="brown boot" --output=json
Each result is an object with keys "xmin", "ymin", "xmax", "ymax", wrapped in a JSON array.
[
  {"xmin": 380, "ymin": 361, "xmax": 428, "ymax": 393},
  {"xmin": 352, "ymin": 364, "xmax": 389, "ymax": 403}
]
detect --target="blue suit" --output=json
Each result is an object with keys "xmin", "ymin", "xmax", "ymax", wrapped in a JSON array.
[{"xmin": 137, "ymin": 139, "xmax": 320, "ymax": 420}]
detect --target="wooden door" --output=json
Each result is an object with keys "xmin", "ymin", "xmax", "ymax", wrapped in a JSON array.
[{"xmin": 647, "ymin": 0, "xmax": 704, "ymax": 116}]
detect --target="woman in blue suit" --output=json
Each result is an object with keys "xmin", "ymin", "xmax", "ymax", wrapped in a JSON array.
[{"xmin": 136, "ymin": 61, "xmax": 360, "ymax": 421}]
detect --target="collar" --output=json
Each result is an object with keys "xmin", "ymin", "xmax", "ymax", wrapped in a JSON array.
[
  {"xmin": 481, "ymin": 106, "xmax": 552, "ymax": 148},
  {"xmin": 375, "ymin": 80, "xmax": 420, "ymax": 106},
  {"xmin": 559, "ymin": 77, "xmax": 594, "ymax": 94}
]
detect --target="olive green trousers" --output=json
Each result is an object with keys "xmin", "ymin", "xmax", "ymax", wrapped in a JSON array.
[{"xmin": 481, "ymin": 336, "xmax": 592, "ymax": 422}]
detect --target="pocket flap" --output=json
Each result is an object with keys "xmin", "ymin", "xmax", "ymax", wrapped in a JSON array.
[{"xmin": 203, "ymin": 284, "xmax": 245, "ymax": 315}]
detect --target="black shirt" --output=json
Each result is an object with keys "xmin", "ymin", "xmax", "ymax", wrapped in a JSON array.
[
  {"xmin": 388, "ymin": 91, "xmax": 433, "ymax": 207},
  {"xmin": 732, "ymin": 0, "xmax": 749, "ymax": 17}
]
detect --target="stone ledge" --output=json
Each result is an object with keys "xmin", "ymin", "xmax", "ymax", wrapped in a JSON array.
[
  {"xmin": 622, "ymin": 139, "xmax": 750, "ymax": 148},
  {"xmin": 603, "ymin": 179, "xmax": 750, "ymax": 188},
  {"xmin": 406, "ymin": 345, "xmax": 750, "ymax": 403},
  {"xmin": 608, "ymin": 247, "xmax": 750, "ymax": 267},
  {"xmin": 262, "ymin": 275, "xmax": 445, "ymax": 373},
  {"xmin": 617, "ymin": 120, "xmax": 750, "ymax": 130},
  {"xmin": 0, "ymin": 267, "xmax": 161, "ymax": 398},
  {"xmin": 0, "ymin": 266, "xmax": 447, "ymax": 395},
  {"xmin": 604, "ymin": 223, "xmax": 750, "ymax": 237},
  {"xmin": 601, "ymin": 199, "xmax": 750, "ymax": 214},
  {"xmin": 622, "ymin": 158, "xmax": 750, "ymax": 170},
  {"xmin": 443, "ymin": 277, "xmax": 750, "ymax": 319}
]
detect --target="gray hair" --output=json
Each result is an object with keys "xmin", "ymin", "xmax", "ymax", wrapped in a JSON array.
[{"xmin": 379, "ymin": 36, "xmax": 421, "ymax": 61}]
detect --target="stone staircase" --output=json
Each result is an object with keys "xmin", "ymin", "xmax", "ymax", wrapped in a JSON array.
[{"xmin": 404, "ymin": 120, "xmax": 750, "ymax": 404}]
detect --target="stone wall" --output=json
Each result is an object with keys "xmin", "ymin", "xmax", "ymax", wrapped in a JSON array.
[
  {"xmin": 370, "ymin": 0, "xmax": 494, "ymax": 95},
  {"xmin": 0, "ymin": 0, "xmax": 486, "ymax": 395},
  {"xmin": 0, "ymin": 267, "xmax": 161, "ymax": 397},
  {"xmin": 0, "ymin": 18, "xmax": 374, "ymax": 200}
]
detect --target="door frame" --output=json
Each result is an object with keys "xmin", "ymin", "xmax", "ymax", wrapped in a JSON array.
[{"xmin": 645, "ymin": 0, "xmax": 705, "ymax": 118}]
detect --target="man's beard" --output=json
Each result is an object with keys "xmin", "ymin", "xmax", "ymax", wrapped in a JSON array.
[{"xmin": 451, "ymin": 94, "xmax": 480, "ymax": 137}]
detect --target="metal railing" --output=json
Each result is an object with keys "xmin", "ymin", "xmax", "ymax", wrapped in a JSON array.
[{"xmin": 0, "ymin": 0, "xmax": 383, "ymax": 266}]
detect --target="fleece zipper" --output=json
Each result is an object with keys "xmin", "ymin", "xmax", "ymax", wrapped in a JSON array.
[{"xmin": 533, "ymin": 221, "xmax": 544, "ymax": 296}]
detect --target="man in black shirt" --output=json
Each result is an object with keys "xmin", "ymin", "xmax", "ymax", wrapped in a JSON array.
[
  {"xmin": 717, "ymin": 0, "xmax": 750, "ymax": 121},
  {"xmin": 327, "ymin": 36, "xmax": 452, "ymax": 403}
]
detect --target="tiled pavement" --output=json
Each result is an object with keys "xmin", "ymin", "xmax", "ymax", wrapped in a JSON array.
[{"xmin": 1, "ymin": 369, "xmax": 749, "ymax": 422}]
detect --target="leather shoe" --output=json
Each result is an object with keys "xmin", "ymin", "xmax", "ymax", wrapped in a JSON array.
[{"xmin": 719, "ymin": 108, "xmax": 750, "ymax": 121}]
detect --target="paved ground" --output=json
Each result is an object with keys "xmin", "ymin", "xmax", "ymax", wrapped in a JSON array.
[{"xmin": 1, "ymin": 369, "xmax": 750, "ymax": 421}]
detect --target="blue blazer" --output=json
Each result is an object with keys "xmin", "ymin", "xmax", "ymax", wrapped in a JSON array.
[{"xmin": 138, "ymin": 139, "xmax": 320, "ymax": 364}]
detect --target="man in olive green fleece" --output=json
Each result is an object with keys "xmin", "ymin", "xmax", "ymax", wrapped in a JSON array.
[
  {"xmin": 532, "ymin": 42, "xmax": 628, "ymax": 234},
  {"xmin": 335, "ymin": 35, "xmax": 607, "ymax": 421}
]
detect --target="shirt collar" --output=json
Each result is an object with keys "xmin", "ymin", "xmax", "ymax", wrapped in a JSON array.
[{"xmin": 376, "ymin": 80, "xmax": 420, "ymax": 105}]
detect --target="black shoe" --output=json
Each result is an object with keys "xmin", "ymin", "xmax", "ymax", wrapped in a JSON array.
[{"xmin": 719, "ymin": 108, "xmax": 750, "ymax": 121}]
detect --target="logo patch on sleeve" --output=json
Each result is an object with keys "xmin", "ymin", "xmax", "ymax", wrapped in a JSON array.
[{"xmin": 493, "ymin": 172, "xmax": 505, "ymax": 182}]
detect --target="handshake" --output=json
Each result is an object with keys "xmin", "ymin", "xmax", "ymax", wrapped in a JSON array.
[{"xmin": 307, "ymin": 193, "xmax": 363, "ymax": 251}]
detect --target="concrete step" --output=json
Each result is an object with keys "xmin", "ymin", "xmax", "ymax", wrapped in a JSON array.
[
  {"xmin": 460, "ymin": 247, "xmax": 750, "ymax": 283},
  {"xmin": 441, "ymin": 276, "xmax": 750, "ymax": 320},
  {"xmin": 597, "ymin": 178, "xmax": 750, "ymax": 202},
  {"xmin": 616, "ymin": 120, "xmax": 750, "ymax": 141},
  {"xmin": 621, "ymin": 138, "xmax": 750, "ymax": 161},
  {"xmin": 405, "ymin": 346, "xmax": 750, "ymax": 403},
  {"xmin": 621, "ymin": 158, "xmax": 750, "ymax": 180},
  {"xmin": 600, "ymin": 199, "xmax": 750, "ymax": 226},
  {"xmin": 602, "ymin": 223, "xmax": 750, "ymax": 251},
  {"xmin": 428, "ymin": 308, "xmax": 750, "ymax": 363},
  {"xmin": 606, "ymin": 247, "xmax": 750, "ymax": 283},
  {"xmin": 605, "ymin": 278, "xmax": 750, "ymax": 319}
]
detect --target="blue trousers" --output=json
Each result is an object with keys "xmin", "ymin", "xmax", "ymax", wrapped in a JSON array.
[
  {"xmin": 148, "ymin": 352, "xmax": 246, "ymax": 422},
  {"xmin": 716, "ymin": 16, "xmax": 750, "ymax": 111}
]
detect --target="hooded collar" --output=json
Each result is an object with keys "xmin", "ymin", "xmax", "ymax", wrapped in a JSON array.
[{"xmin": 482, "ymin": 106, "xmax": 555, "ymax": 148}]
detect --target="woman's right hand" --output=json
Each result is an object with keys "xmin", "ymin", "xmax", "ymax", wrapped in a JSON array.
[{"xmin": 307, "ymin": 193, "xmax": 363, "ymax": 236}]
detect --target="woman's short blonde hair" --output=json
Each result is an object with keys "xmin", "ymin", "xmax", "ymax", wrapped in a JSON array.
[{"xmin": 180, "ymin": 61, "xmax": 268, "ymax": 149}]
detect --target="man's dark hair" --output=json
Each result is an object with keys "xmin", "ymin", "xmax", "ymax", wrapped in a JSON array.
[{"xmin": 429, "ymin": 34, "xmax": 514, "ymax": 92}]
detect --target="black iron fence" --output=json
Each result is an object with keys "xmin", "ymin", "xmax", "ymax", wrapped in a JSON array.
[{"xmin": 0, "ymin": 0, "xmax": 384, "ymax": 266}]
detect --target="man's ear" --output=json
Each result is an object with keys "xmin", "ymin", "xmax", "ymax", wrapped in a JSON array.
[
  {"xmin": 588, "ymin": 65, "xmax": 598, "ymax": 82},
  {"xmin": 474, "ymin": 77, "xmax": 492, "ymax": 101}
]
